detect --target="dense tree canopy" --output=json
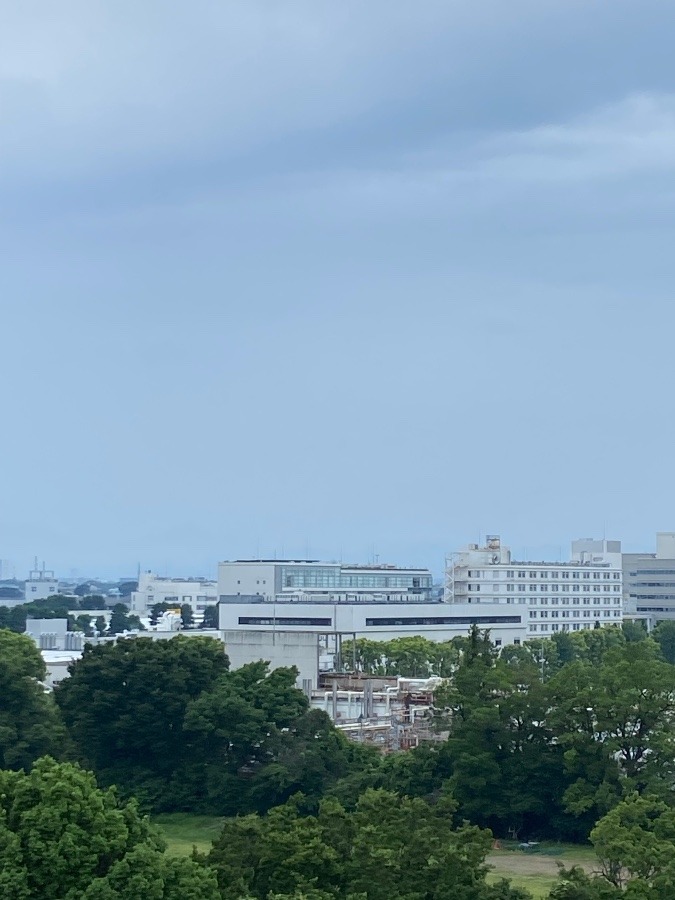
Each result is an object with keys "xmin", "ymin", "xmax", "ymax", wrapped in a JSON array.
[
  {"xmin": 207, "ymin": 788, "xmax": 528, "ymax": 900},
  {"xmin": 0, "ymin": 757, "xmax": 219, "ymax": 900},
  {"xmin": 55, "ymin": 639, "xmax": 369, "ymax": 815},
  {"xmin": 0, "ymin": 630, "xmax": 68, "ymax": 770}
]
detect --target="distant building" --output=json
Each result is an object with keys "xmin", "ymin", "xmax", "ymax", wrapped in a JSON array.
[
  {"xmin": 218, "ymin": 559, "xmax": 434, "ymax": 604},
  {"xmin": 623, "ymin": 532, "xmax": 675, "ymax": 625},
  {"xmin": 24, "ymin": 618, "xmax": 83, "ymax": 651},
  {"xmin": 446, "ymin": 535, "xmax": 623, "ymax": 638},
  {"xmin": 25, "ymin": 563, "xmax": 59, "ymax": 602},
  {"xmin": 131, "ymin": 571, "xmax": 218, "ymax": 620}
]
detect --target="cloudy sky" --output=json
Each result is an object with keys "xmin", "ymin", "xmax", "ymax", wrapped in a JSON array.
[{"xmin": 2, "ymin": 1, "xmax": 675, "ymax": 579}]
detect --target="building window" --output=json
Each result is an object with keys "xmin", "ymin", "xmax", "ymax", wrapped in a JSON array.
[
  {"xmin": 593, "ymin": 573, "xmax": 600, "ymax": 580},
  {"xmin": 238, "ymin": 616, "xmax": 332, "ymax": 626},
  {"xmin": 583, "ymin": 573, "xmax": 590, "ymax": 580},
  {"xmin": 572, "ymin": 572, "xmax": 580, "ymax": 579},
  {"xmin": 507, "ymin": 570, "xmax": 514, "ymax": 578},
  {"xmin": 572, "ymin": 585, "xmax": 580, "ymax": 592},
  {"xmin": 540, "ymin": 572, "xmax": 548, "ymax": 579},
  {"xmin": 518, "ymin": 571, "xmax": 526, "ymax": 578},
  {"xmin": 613, "ymin": 573, "xmax": 621, "ymax": 580},
  {"xmin": 603, "ymin": 573, "xmax": 610, "ymax": 580},
  {"xmin": 562, "ymin": 571, "xmax": 570, "ymax": 579},
  {"xmin": 529, "ymin": 611, "xmax": 537, "ymax": 618}
]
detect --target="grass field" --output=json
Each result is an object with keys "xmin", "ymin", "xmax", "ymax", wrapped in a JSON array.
[
  {"xmin": 487, "ymin": 843, "xmax": 597, "ymax": 899},
  {"xmin": 155, "ymin": 815, "xmax": 598, "ymax": 898},
  {"xmin": 153, "ymin": 814, "xmax": 225, "ymax": 856}
]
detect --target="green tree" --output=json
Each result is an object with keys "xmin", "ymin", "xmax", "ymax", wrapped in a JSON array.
[
  {"xmin": 0, "ymin": 756, "xmax": 218, "ymax": 900},
  {"xmin": 181, "ymin": 604, "xmax": 194, "ymax": 629},
  {"xmin": 79, "ymin": 595, "xmax": 107, "ymax": 610},
  {"xmin": 652, "ymin": 620, "xmax": 675, "ymax": 664},
  {"xmin": 202, "ymin": 606, "xmax": 219, "ymax": 628},
  {"xmin": 94, "ymin": 615, "xmax": 107, "ymax": 636},
  {"xmin": 0, "ymin": 630, "xmax": 68, "ymax": 770},
  {"xmin": 150, "ymin": 602, "xmax": 172, "ymax": 626},
  {"xmin": 207, "ymin": 789, "xmax": 529, "ymax": 900},
  {"xmin": 590, "ymin": 794, "xmax": 675, "ymax": 890},
  {"xmin": 55, "ymin": 636, "xmax": 229, "ymax": 807},
  {"xmin": 108, "ymin": 603, "xmax": 131, "ymax": 635}
]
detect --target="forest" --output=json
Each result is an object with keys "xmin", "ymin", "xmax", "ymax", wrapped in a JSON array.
[{"xmin": 3, "ymin": 620, "xmax": 675, "ymax": 898}]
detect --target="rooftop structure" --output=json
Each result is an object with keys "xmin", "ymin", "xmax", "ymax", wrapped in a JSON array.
[{"xmin": 218, "ymin": 559, "xmax": 434, "ymax": 604}]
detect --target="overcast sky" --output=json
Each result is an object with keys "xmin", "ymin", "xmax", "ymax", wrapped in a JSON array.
[{"xmin": 3, "ymin": 1, "xmax": 675, "ymax": 579}]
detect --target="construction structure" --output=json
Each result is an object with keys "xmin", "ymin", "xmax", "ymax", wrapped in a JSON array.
[{"xmin": 310, "ymin": 673, "xmax": 448, "ymax": 752}]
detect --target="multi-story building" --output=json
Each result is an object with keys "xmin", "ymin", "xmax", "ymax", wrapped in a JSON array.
[
  {"xmin": 218, "ymin": 559, "xmax": 434, "ymax": 604},
  {"xmin": 446, "ymin": 535, "xmax": 623, "ymax": 638},
  {"xmin": 623, "ymin": 532, "xmax": 675, "ymax": 624},
  {"xmin": 131, "ymin": 571, "xmax": 218, "ymax": 619},
  {"xmin": 24, "ymin": 563, "xmax": 59, "ymax": 602}
]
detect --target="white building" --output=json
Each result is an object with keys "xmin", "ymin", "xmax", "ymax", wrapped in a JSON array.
[
  {"xmin": 218, "ymin": 598, "xmax": 527, "ymax": 648},
  {"xmin": 218, "ymin": 559, "xmax": 434, "ymax": 603},
  {"xmin": 446, "ymin": 535, "xmax": 623, "ymax": 639},
  {"xmin": 131, "ymin": 571, "xmax": 218, "ymax": 620},
  {"xmin": 24, "ymin": 618, "xmax": 84, "ymax": 651},
  {"xmin": 623, "ymin": 532, "xmax": 675, "ymax": 624},
  {"xmin": 25, "ymin": 564, "xmax": 59, "ymax": 602}
]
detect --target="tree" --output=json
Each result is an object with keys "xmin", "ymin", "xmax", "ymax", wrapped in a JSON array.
[
  {"xmin": 55, "ymin": 636, "xmax": 230, "ymax": 807},
  {"xmin": 150, "ymin": 602, "xmax": 172, "ymax": 626},
  {"xmin": 591, "ymin": 794, "xmax": 675, "ymax": 890},
  {"xmin": 0, "ymin": 630, "xmax": 69, "ymax": 770},
  {"xmin": 207, "ymin": 789, "xmax": 529, "ymax": 900},
  {"xmin": 79, "ymin": 595, "xmax": 107, "ymax": 611},
  {"xmin": 201, "ymin": 606, "xmax": 219, "ymax": 629},
  {"xmin": 0, "ymin": 756, "xmax": 219, "ymax": 900},
  {"xmin": 94, "ymin": 615, "xmax": 107, "ymax": 636},
  {"xmin": 181, "ymin": 604, "xmax": 194, "ymax": 629},
  {"xmin": 652, "ymin": 620, "xmax": 675, "ymax": 664},
  {"xmin": 108, "ymin": 603, "xmax": 132, "ymax": 635}
]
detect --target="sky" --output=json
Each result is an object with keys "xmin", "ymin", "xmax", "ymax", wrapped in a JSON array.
[{"xmin": 2, "ymin": 0, "xmax": 675, "ymax": 580}]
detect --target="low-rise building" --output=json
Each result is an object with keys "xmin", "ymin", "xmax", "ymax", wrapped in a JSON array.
[{"xmin": 131, "ymin": 571, "xmax": 218, "ymax": 620}]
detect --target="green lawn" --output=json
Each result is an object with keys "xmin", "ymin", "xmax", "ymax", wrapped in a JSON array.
[
  {"xmin": 153, "ymin": 813, "xmax": 225, "ymax": 856},
  {"xmin": 487, "ymin": 843, "xmax": 597, "ymax": 899}
]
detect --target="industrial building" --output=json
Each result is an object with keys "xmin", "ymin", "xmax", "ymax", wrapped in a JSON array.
[{"xmin": 446, "ymin": 535, "xmax": 623, "ymax": 638}]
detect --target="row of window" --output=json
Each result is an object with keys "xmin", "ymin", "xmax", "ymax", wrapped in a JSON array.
[
  {"xmin": 529, "ymin": 609, "xmax": 620, "ymax": 619},
  {"xmin": 530, "ymin": 623, "xmax": 597, "ymax": 632},
  {"xmin": 467, "ymin": 570, "xmax": 620, "ymax": 580},
  {"xmin": 237, "ymin": 615, "xmax": 522, "ymax": 627},
  {"xmin": 468, "ymin": 584, "xmax": 620, "ymax": 593}
]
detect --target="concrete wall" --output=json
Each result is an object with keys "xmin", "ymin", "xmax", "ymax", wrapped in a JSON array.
[
  {"xmin": 218, "ymin": 562, "xmax": 277, "ymax": 599},
  {"xmin": 219, "ymin": 600, "xmax": 528, "ymax": 646},
  {"xmin": 222, "ymin": 629, "xmax": 320, "ymax": 690}
]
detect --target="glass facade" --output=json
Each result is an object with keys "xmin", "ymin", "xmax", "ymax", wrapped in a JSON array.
[{"xmin": 280, "ymin": 566, "xmax": 432, "ymax": 592}]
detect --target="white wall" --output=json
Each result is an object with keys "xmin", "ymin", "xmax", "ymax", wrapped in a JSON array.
[
  {"xmin": 221, "ymin": 629, "xmax": 319, "ymax": 690},
  {"xmin": 219, "ymin": 600, "xmax": 527, "ymax": 646},
  {"xmin": 218, "ymin": 562, "xmax": 277, "ymax": 599}
]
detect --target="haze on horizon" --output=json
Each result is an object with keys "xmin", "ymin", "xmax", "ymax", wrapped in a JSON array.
[{"xmin": 2, "ymin": 1, "xmax": 675, "ymax": 581}]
